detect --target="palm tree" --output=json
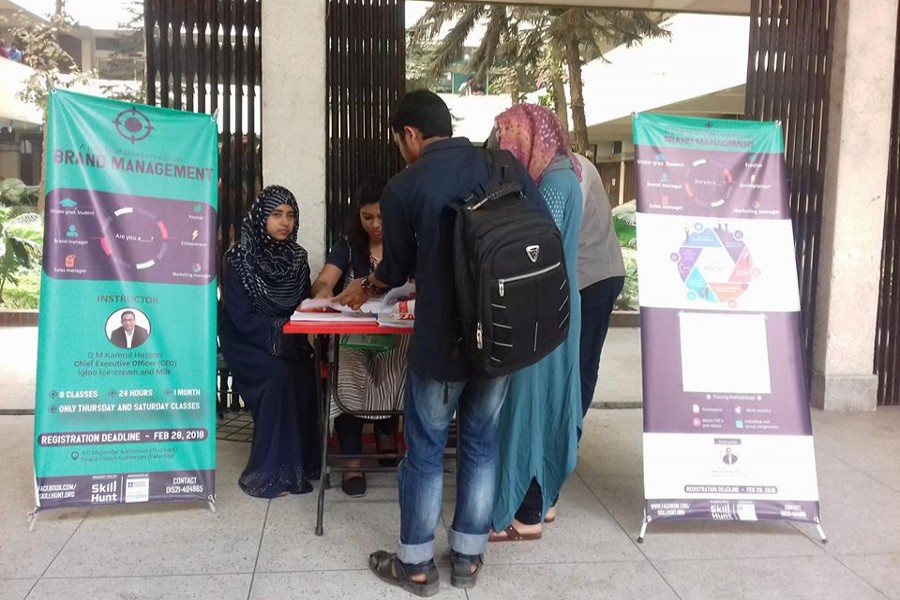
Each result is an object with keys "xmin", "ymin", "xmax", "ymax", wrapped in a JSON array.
[
  {"xmin": 547, "ymin": 8, "xmax": 670, "ymax": 151},
  {"xmin": 409, "ymin": 3, "xmax": 670, "ymax": 152}
]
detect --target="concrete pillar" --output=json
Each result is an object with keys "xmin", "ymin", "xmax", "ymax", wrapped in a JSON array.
[
  {"xmin": 811, "ymin": 0, "xmax": 898, "ymax": 411},
  {"xmin": 261, "ymin": 0, "xmax": 327, "ymax": 271}
]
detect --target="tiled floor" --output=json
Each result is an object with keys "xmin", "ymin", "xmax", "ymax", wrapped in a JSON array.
[
  {"xmin": 3, "ymin": 325, "xmax": 900, "ymax": 599},
  {"xmin": 2, "ymin": 407, "xmax": 900, "ymax": 600}
]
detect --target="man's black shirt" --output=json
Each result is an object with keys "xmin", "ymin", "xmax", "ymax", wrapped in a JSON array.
[{"xmin": 374, "ymin": 137, "xmax": 546, "ymax": 381}]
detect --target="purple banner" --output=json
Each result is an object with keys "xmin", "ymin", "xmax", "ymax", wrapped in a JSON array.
[
  {"xmin": 633, "ymin": 114, "xmax": 821, "ymax": 528},
  {"xmin": 641, "ymin": 308, "xmax": 812, "ymax": 436},
  {"xmin": 646, "ymin": 499, "xmax": 820, "ymax": 524},
  {"xmin": 35, "ymin": 470, "xmax": 214, "ymax": 510},
  {"xmin": 44, "ymin": 188, "xmax": 216, "ymax": 285}
]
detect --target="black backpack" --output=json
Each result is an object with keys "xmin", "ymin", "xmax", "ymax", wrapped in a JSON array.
[{"xmin": 450, "ymin": 149, "xmax": 571, "ymax": 377}]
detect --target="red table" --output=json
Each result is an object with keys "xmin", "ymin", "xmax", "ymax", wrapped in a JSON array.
[
  {"xmin": 284, "ymin": 319, "xmax": 413, "ymax": 535},
  {"xmin": 283, "ymin": 321, "xmax": 413, "ymax": 336}
]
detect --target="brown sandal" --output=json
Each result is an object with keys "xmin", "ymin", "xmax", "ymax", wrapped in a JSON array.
[{"xmin": 488, "ymin": 524, "xmax": 542, "ymax": 542}]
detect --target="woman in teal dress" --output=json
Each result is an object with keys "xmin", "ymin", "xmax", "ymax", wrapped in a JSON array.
[{"xmin": 488, "ymin": 104, "xmax": 584, "ymax": 541}]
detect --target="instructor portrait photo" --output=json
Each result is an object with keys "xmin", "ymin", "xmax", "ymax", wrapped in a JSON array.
[
  {"xmin": 722, "ymin": 447, "xmax": 739, "ymax": 465},
  {"xmin": 106, "ymin": 309, "xmax": 151, "ymax": 349}
]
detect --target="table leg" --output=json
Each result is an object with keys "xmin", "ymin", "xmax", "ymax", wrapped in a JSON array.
[{"xmin": 315, "ymin": 335, "xmax": 330, "ymax": 536}]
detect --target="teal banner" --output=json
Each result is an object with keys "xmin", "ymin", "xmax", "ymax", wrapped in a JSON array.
[
  {"xmin": 632, "ymin": 113, "xmax": 784, "ymax": 155},
  {"xmin": 33, "ymin": 90, "xmax": 218, "ymax": 510}
]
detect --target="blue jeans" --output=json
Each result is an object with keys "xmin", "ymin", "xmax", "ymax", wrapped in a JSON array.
[
  {"xmin": 396, "ymin": 368, "xmax": 509, "ymax": 565},
  {"xmin": 579, "ymin": 276, "xmax": 624, "ymax": 417}
]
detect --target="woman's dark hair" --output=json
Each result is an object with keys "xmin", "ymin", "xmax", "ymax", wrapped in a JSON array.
[
  {"xmin": 346, "ymin": 175, "xmax": 388, "ymax": 263},
  {"xmin": 389, "ymin": 89, "xmax": 452, "ymax": 139}
]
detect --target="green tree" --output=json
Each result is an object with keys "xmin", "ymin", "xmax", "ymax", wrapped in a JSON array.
[
  {"xmin": 409, "ymin": 4, "xmax": 669, "ymax": 152},
  {"xmin": 4, "ymin": 8, "xmax": 90, "ymax": 111},
  {"xmin": 99, "ymin": 0, "xmax": 146, "ymax": 103},
  {"xmin": 0, "ymin": 207, "xmax": 43, "ymax": 306},
  {"xmin": 2, "ymin": 3, "xmax": 89, "ymax": 214}
]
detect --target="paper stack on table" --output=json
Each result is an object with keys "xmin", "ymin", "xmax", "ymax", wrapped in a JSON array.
[
  {"xmin": 378, "ymin": 283, "xmax": 416, "ymax": 328},
  {"xmin": 290, "ymin": 282, "xmax": 416, "ymax": 326},
  {"xmin": 291, "ymin": 298, "xmax": 379, "ymax": 323}
]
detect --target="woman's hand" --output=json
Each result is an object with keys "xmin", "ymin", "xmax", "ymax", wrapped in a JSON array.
[
  {"xmin": 311, "ymin": 264, "xmax": 343, "ymax": 298},
  {"xmin": 336, "ymin": 278, "xmax": 368, "ymax": 310}
]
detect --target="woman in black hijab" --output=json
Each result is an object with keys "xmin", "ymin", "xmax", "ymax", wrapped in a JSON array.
[{"xmin": 221, "ymin": 185, "xmax": 320, "ymax": 498}]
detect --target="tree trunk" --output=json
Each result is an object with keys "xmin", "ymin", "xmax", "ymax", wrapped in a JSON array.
[
  {"xmin": 549, "ymin": 43, "xmax": 569, "ymax": 133},
  {"xmin": 550, "ymin": 72, "xmax": 569, "ymax": 133},
  {"xmin": 564, "ymin": 33, "xmax": 589, "ymax": 154}
]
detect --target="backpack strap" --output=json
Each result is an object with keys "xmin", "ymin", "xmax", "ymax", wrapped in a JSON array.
[
  {"xmin": 463, "ymin": 149, "xmax": 523, "ymax": 211},
  {"xmin": 485, "ymin": 149, "xmax": 522, "ymax": 188}
]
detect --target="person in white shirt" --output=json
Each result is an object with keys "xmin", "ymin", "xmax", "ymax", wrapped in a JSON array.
[{"xmin": 574, "ymin": 154, "xmax": 626, "ymax": 418}]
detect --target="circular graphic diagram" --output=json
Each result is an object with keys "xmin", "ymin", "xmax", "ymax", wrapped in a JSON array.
[
  {"xmin": 101, "ymin": 207, "xmax": 169, "ymax": 270},
  {"xmin": 114, "ymin": 108, "xmax": 153, "ymax": 143},
  {"xmin": 673, "ymin": 223, "xmax": 757, "ymax": 306},
  {"xmin": 683, "ymin": 158, "xmax": 736, "ymax": 208}
]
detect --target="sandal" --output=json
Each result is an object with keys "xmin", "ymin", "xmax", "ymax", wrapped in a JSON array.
[
  {"xmin": 449, "ymin": 550, "xmax": 483, "ymax": 589},
  {"xmin": 544, "ymin": 506, "xmax": 557, "ymax": 523},
  {"xmin": 488, "ymin": 523, "xmax": 542, "ymax": 542},
  {"xmin": 368, "ymin": 550, "xmax": 439, "ymax": 597}
]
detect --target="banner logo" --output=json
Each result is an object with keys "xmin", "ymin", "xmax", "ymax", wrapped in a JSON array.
[{"xmin": 114, "ymin": 107, "xmax": 154, "ymax": 144}]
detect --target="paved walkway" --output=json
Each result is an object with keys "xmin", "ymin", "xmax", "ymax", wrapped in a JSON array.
[{"xmin": 2, "ymin": 326, "xmax": 900, "ymax": 599}]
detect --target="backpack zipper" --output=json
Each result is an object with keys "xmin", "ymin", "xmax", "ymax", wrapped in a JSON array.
[
  {"xmin": 476, "ymin": 322, "xmax": 483, "ymax": 349},
  {"xmin": 498, "ymin": 262, "xmax": 561, "ymax": 297}
]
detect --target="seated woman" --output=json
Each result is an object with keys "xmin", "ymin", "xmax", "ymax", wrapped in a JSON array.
[
  {"xmin": 221, "ymin": 185, "xmax": 320, "ymax": 498},
  {"xmin": 488, "ymin": 104, "xmax": 583, "ymax": 541},
  {"xmin": 311, "ymin": 176, "xmax": 410, "ymax": 498}
]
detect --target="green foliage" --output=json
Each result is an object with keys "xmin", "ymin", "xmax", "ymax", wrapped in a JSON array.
[
  {"xmin": 612, "ymin": 200, "xmax": 638, "ymax": 310},
  {"xmin": 616, "ymin": 249, "xmax": 639, "ymax": 311},
  {"xmin": 0, "ymin": 178, "xmax": 39, "ymax": 213},
  {"xmin": 1, "ymin": 266, "xmax": 41, "ymax": 309},
  {"xmin": 612, "ymin": 200, "xmax": 636, "ymax": 248},
  {"xmin": 0, "ymin": 209, "xmax": 43, "ymax": 306}
]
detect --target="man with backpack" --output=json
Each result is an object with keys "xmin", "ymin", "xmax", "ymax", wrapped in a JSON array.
[{"xmin": 338, "ymin": 90, "xmax": 552, "ymax": 596}]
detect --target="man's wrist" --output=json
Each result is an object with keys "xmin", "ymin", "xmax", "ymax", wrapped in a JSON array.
[{"xmin": 360, "ymin": 275, "xmax": 387, "ymax": 295}]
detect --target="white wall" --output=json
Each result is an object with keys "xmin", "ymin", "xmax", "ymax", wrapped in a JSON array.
[
  {"xmin": 812, "ymin": 0, "xmax": 899, "ymax": 411},
  {"xmin": 261, "ymin": 0, "xmax": 327, "ymax": 272}
]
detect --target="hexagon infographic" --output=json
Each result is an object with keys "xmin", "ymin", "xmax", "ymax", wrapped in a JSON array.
[{"xmin": 673, "ymin": 223, "xmax": 757, "ymax": 307}]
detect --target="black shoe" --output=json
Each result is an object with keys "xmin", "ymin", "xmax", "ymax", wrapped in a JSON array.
[
  {"xmin": 449, "ymin": 550, "xmax": 483, "ymax": 589},
  {"xmin": 368, "ymin": 550, "xmax": 439, "ymax": 597},
  {"xmin": 341, "ymin": 474, "xmax": 366, "ymax": 498}
]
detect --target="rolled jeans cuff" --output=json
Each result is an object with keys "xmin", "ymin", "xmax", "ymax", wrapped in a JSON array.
[
  {"xmin": 397, "ymin": 538, "xmax": 434, "ymax": 566},
  {"xmin": 449, "ymin": 527, "xmax": 487, "ymax": 557}
]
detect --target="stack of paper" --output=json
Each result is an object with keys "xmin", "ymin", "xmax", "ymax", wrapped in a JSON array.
[
  {"xmin": 290, "ymin": 282, "xmax": 416, "ymax": 326},
  {"xmin": 291, "ymin": 298, "xmax": 378, "ymax": 323},
  {"xmin": 378, "ymin": 283, "xmax": 416, "ymax": 328}
]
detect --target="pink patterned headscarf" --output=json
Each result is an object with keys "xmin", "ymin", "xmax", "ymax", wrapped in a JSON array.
[{"xmin": 493, "ymin": 104, "xmax": 582, "ymax": 184}]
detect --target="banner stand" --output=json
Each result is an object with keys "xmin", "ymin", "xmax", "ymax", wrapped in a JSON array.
[
  {"xmin": 27, "ymin": 499, "xmax": 216, "ymax": 532},
  {"xmin": 31, "ymin": 90, "xmax": 219, "ymax": 524},
  {"xmin": 634, "ymin": 511, "xmax": 828, "ymax": 544},
  {"xmin": 631, "ymin": 113, "xmax": 825, "ymax": 545}
]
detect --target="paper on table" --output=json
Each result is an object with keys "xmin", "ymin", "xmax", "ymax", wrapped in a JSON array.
[
  {"xmin": 292, "ymin": 297, "xmax": 379, "ymax": 322},
  {"xmin": 290, "ymin": 310, "xmax": 377, "ymax": 323},
  {"xmin": 292, "ymin": 282, "xmax": 416, "ymax": 325},
  {"xmin": 378, "ymin": 283, "xmax": 416, "ymax": 327}
]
